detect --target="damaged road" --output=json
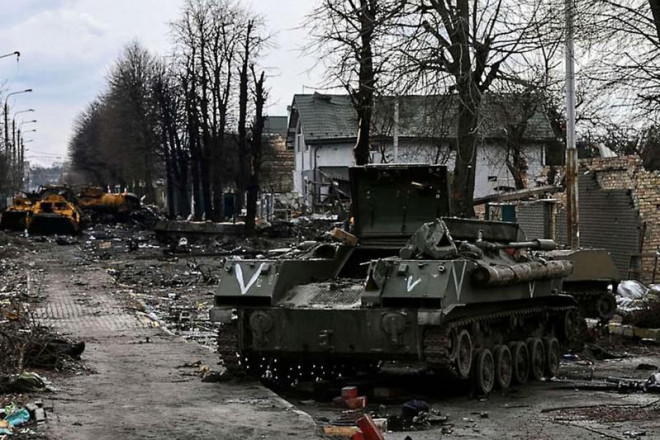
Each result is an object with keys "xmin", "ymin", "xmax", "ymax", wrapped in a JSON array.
[{"xmin": 2, "ymin": 224, "xmax": 660, "ymax": 439}]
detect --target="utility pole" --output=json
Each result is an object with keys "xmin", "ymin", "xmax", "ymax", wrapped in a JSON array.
[
  {"xmin": 565, "ymin": 0, "xmax": 579, "ymax": 249},
  {"xmin": 12, "ymin": 120, "xmax": 16, "ymax": 166},
  {"xmin": 393, "ymin": 97, "xmax": 399, "ymax": 162},
  {"xmin": 4, "ymin": 102, "xmax": 8, "ymax": 156},
  {"xmin": 14, "ymin": 128, "xmax": 20, "ymax": 192}
]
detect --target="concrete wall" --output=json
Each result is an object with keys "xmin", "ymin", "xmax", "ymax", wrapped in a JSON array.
[{"xmin": 516, "ymin": 201, "xmax": 553, "ymax": 240}]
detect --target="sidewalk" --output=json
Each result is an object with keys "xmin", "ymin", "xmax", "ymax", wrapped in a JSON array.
[{"xmin": 34, "ymin": 244, "xmax": 319, "ymax": 440}]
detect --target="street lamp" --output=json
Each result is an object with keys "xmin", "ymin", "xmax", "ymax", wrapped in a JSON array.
[
  {"xmin": 13, "ymin": 109, "xmax": 34, "ymax": 120},
  {"xmin": 0, "ymin": 51, "xmax": 20, "ymax": 61},
  {"xmin": 4, "ymin": 89, "xmax": 32, "ymax": 153},
  {"xmin": 13, "ymin": 120, "xmax": 36, "ymax": 158},
  {"xmin": 18, "ymin": 120, "xmax": 36, "ymax": 130}
]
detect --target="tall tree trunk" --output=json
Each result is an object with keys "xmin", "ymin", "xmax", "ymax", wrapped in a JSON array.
[
  {"xmin": 450, "ymin": 0, "xmax": 479, "ymax": 217},
  {"xmin": 163, "ymin": 130, "xmax": 176, "ymax": 217},
  {"xmin": 245, "ymin": 70, "xmax": 266, "ymax": 233},
  {"xmin": 352, "ymin": 0, "xmax": 376, "ymax": 166},
  {"xmin": 452, "ymin": 84, "xmax": 481, "ymax": 218},
  {"xmin": 236, "ymin": 22, "xmax": 253, "ymax": 214},
  {"xmin": 199, "ymin": 32, "xmax": 214, "ymax": 220}
]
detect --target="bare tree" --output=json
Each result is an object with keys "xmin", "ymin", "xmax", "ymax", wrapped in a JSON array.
[
  {"xmin": 396, "ymin": 0, "xmax": 558, "ymax": 216},
  {"xmin": 153, "ymin": 60, "xmax": 191, "ymax": 216},
  {"xmin": 245, "ymin": 68, "xmax": 266, "ymax": 233},
  {"xmin": 173, "ymin": 0, "xmax": 267, "ymax": 220},
  {"xmin": 307, "ymin": 0, "xmax": 407, "ymax": 165}
]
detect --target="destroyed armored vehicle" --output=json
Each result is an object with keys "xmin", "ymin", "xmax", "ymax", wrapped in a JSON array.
[
  {"xmin": 77, "ymin": 186, "xmax": 141, "ymax": 222},
  {"xmin": 28, "ymin": 187, "xmax": 82, "ymax": 235},
  {"xmin": 210, "ymin": 165, "xmax": 578, "ymax": 394},
  {"xmin": 2, "ymin": 186, "xmax": 82, "ymax": 235},
  {"xmin": 0, "ymin": 193, "xmax": 40, "ymax": 230},
  {"xmin": 545, "ymin": 249, "xmax": 619, "ymax": 322}
]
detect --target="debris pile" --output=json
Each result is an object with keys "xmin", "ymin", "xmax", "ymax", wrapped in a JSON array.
[
  {"xmin": 617, "ymin": 280, "xmax": 651, "ymax": 313},
  {"xmin": 1, "ymin": 263, "xmax": 84, "ymax": 374},
  {"xmin": 619, "ymin": 281, "xmax": 660, "ymax": 329},
  {"xmin": 0, "ymin": 396, "xmax": 48, "ymax": 437}
]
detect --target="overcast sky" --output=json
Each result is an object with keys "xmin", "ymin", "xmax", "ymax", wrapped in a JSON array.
[{"xmin": 2, "ymin": 0, "xmax": 322, "ymax": 166}]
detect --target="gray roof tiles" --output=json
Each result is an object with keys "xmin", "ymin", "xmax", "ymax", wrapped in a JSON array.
[{"xmin": 290, "ymin": 93, "xmax": 556, "ymax": 144}]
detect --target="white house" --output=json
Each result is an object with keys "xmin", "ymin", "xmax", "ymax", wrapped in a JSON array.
[{"xmin": 286, "ymin": 93, "xmax": 556, "ymax": 209}]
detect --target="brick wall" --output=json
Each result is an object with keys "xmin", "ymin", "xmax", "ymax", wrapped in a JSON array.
[
  {"xmin": 580, "ymin": 156, "xmax": 660, "ymax": 282},
  {"xmin": 543, "ymin": 155, "xmax": 660, "ymax": 282},
  {"xmin": 261, "ymin": 135, "xmax": 294, "ymax": 193}
]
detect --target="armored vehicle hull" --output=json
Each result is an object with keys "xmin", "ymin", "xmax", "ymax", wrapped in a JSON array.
[
  {"xmin": 545, "ymin": 249, "xmax": 619, "ymax": 321},
  {"xmin": 27, "ymin": 194, "xmax": 82, "ymax": 235},
  {"xmin": 212, "ymin": 218, "xmax": 577, "ymax": 394},
  {"xmin": 211, "ymin": 166, "xmax": 578, "ymax": 394},
  {"xmin": 1, "ymin": 193, "xmax": 41, "ymax": 230}
]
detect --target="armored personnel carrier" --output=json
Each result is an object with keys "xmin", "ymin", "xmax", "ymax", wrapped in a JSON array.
[{"xmin": 210, "ymin": 165, "xmax": 578, "ymax": 394}]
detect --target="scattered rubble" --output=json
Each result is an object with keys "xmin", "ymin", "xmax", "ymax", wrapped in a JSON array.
[{"xmin": 6, "ymin": 212, "xmax": 660, "ymax": 438}]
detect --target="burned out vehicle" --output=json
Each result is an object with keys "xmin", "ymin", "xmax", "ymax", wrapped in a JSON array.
[
  {"xmin": 210, "ymin": 165, "xmax": 578, "ymax": 394},
  {"xmin": 2, "ymin": 186, "xmax": 82, "ymax": 235},
  {"xmin": 28, "ymin": 193, "xmax": 82, "ymax": 235},
  {"xmin": 0, "ymin": 193, "xmax": 40, "ymax": 230},
  {"xmin": 77, "ymin": 186, "xmax": 142, "ymax": 223}
]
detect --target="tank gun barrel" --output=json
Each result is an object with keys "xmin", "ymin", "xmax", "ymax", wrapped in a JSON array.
[
  {"xmin": 472, "ymin": 260, "xmax": 573, "ymax": 287},
  {"xmin": 495, "ymin": 239, "xmax": 557, "ymax": 251},
  {"xmin": 476, "ymin": 238, "xmax": 557, "ymax": 253}
]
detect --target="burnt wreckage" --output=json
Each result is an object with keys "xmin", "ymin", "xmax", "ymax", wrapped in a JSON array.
[{"xmin": 211, "ymin": 165, "xmax": 583, "ymax": 394}]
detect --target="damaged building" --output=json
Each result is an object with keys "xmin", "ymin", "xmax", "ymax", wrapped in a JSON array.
[{"xmin": 488, "ymin": 155, "xmax": 660, "ymax": 283}]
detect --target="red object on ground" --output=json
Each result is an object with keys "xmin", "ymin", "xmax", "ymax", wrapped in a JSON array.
[
  {"xmin": 351, "ymin": 429, "xmax": 365, "ymax": 440},
  {"xmin": 357, "ymin": 414, "xmax": 385, "ymax": 440},
  {"xmin": 342, "ymin": 386, "xmax": 358, "ymax": 400},
  {"xmin": 332, "ymin": 396, "xmax": 347, "ymax": 408},
  {"xmin": 345, "ymin": 396, "xmax": 367, "ymax": 409}
]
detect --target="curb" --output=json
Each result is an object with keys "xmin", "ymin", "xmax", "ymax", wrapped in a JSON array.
[{"xmin": 608, "ymin": 322, "xmax": 660, "ymax": 340}]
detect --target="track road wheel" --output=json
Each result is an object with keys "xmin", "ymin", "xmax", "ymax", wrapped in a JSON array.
[
  {"xmin": 596, "ymin": 294, "xmax": 616, "ymax": 320},
  {"xmin": 455, "ymin": 329, "xmax": 473, "ymax": 379},
  {"xmin": 562, "ymin": 309, "xmax": 579, "ymax": 341},
  {"xmin": 544, "ymin": 337, "xmax": 561, "ymax": 378},
  {"xmin": 527, "ymin": 338, "xmax": 545, "ymax": 380},
  {"xmin": 217, "ymin": 323, "xmax": 243, "ymax": 376},
  {"xmin": 510, "ymin": 342, "xmax": 529, "ymax": 384},
  {"xmin": 473, "ymin": 349, "xmax": 495, "ymax": 395},
  {"xmin": 494, "ymin": 345, "xmax": 513, "ymax": 390}
]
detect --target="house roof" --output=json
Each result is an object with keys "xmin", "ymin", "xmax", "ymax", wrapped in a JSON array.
[
  {"xmin": 288, "ymin": 93, "xmax": 556, "ymax": 144},
  {"xmin": 264, "ymin": 116, "xmax": 288, "ymax": 137}
]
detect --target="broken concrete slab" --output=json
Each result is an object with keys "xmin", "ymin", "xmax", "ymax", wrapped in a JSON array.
[{"xmin": 153, "ymin": 220, "xmax": 244, "ymax": 243}]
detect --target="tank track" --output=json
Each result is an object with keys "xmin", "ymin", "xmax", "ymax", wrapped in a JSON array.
[
  {"xmin": 423, "ymin": 305, "xmax": 576, "ymax": 370},
  {"xmin": 568, "ymin": 290, "xmax": 617, "ymax": 321},
  {"xmin": 217, "ymin": 322, "xmax": 242, "ymax": 374}
]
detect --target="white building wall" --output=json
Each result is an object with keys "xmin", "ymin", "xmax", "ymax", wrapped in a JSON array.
[
  {"xmin": 314, "ymin": 144, "xmax": 354, "ymax": 167},
  {"xmin": 474, "ymin": 143, "xmax": 546, "ymax": 198},
  {"xmin": 294, "ymin": 134, "xmax": 546, "ymax": 202},
  {"xmin": 293, "ymin": 122, "xmax": 306, "ymax": 194}
]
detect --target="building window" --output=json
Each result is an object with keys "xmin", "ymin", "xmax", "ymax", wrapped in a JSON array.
[{"xmin": 488, "ymin": 176, "xmax": 498, "ymax": 182}]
